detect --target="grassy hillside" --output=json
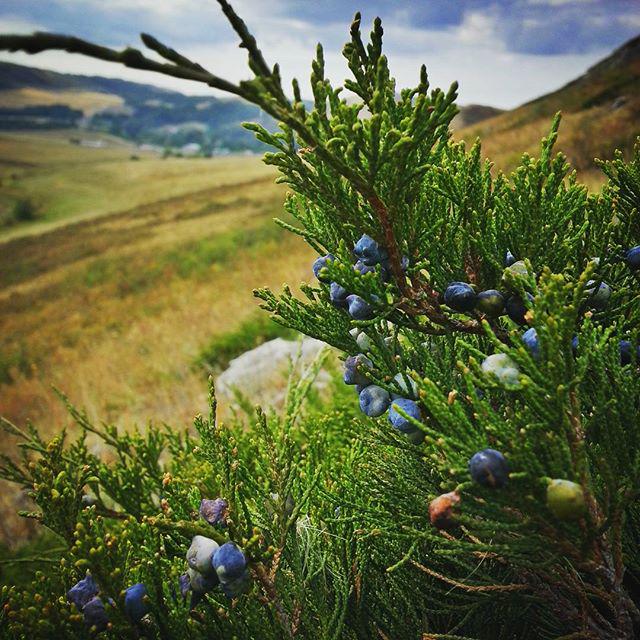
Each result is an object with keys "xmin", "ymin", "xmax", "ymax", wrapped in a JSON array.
[
  {"xmin": 0, "ymin": 134, "xmax": 313, "ymax": 436},
  {"xmin": 0, "ymin": 130, "xmax": 273, "ymax": 238},
  {"xmin": 456, "ymin": 35, "xmax": 640, "ymax": 185}
]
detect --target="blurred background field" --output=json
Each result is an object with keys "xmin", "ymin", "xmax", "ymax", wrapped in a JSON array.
[
  {"xmin": 1, "ymin": 31, "xmax": 639, "ymax": 436},
  {"xmin": 0, "ymin": 130, "xmax": 312, "ymax": 437}
]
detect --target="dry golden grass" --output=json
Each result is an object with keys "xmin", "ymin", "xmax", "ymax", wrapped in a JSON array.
[
  {"xmin": 0, "ymin": 131, "xmax": 274, "ymax": 241},
  {"xmin": 0, "ymin": 88, "xmax": 124, "ymax": 115},
  {"xmin": 455, "ymin": 81, "xmax": 639, "ymax": 190},
  {"xmin": 0, "ymin": 172, "xmax": 314, "ymax": 434},
  {"xmin": 0, "ymin": 138, "xmax": 319, "ymax": 541}
]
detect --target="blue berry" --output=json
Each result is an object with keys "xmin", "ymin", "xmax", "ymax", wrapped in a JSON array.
[
  {"xmin": 505, "ymin": 293, "xmax": 533, "ymax": 325},
  {"xmin": 212, "ymin": 542, "xmax": 247, "ymax": 583},
  {"xmin": 354, "ymin": 260, "xmax": 376, "ymax": 276},
  {"xmin": 178, "ymin": 573, "xmax": 191, "ymax": 599},
  {"xmin": 476, "ymin": 289, "xmax": 505, "ymax": 317},
  {"xmin": 220, "ymin": 569, "xmax": 251, "ymax": 599},
  {"xmin": 83, "ymin": 596, "xmax": 109, "ymax": 632},
  {"xmin": 571, "ymin": 336, "xmax": 579, "ymax": 355},
  {"xmin": 585, "ymin": 280, "xmax": 611, "ymax": 310},
  {"xmin": 522, "ymin": 327, "xmax": 540, "ymax": 359},
  {"xmin": 200, "ymin": 498, "xmax": 228, "ymax": 527},
  {"xmin": 67, "ymin": 573, "xmax": 99, "ymax": 610},
  {"xmin": 388, "ymin": 398, "xmax": 422, "ymax": 434},
  {"xmin": 346, "ymin": 294, "xmax": 374, "ymax": 319},
  {"xmin": 359, "ymin": 385, "xmax": 391, "ymax": 417},
  {"xmin": 354, "ymin": 234, "xmax": 386, "ymax": 266},
  {"xmin": 344, "ymin": 354, "xmax": 373, "ymax": 386},
  {"xmin": 186, "ymin": 535, "xmax": 219, "ymax": 576},
  {"xmin": 468, "ymin": 449, "xmax": 509, "ymax": 488},
  {"xmin": 330, "ymin": 282, "xmax": 349, "ymax": 308},
  {"xmin": 625, "ymin": 246, "xmax": 640, "ymax": 271},
  {"xmin": 312, "ymin": 254, "xmax": 335, "ymax": 280},
  {"xmin": 355, "ymin": 260, "xmax": 390, "ymax": 281},
  {"xmin": 619, "ymin": 340, "xmax": 640, "ymax": 365},
  {"xmin": 124, "ymin": 583, "xmax": 149, "ymax": 623},
  {"xmin": 505, "ymin": 250, "xmax": 516, "ymax": 267},
  {"xmin": 444, "ymin": 282, "xmax": 477, "ymax": 313}
]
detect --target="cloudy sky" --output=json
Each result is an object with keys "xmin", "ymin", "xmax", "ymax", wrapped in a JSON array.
[{"xmin": 0, "ymin": 0, "xmax": 638, "ymax": 108}]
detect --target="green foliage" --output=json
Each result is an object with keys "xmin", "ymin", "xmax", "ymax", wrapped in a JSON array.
[{"xmin": 1, "ymin": 2, "xmax": 640, "ymax": 639}]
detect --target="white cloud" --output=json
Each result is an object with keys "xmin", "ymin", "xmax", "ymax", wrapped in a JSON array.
[
  {"xmin": 0, "ymin": 15, "xmax": 45, "ymax": 33},
  {"xmin": 528, "ymin": 0, "xmax": 595, "ymax": 5},
  {"xmin": 455, "ymin": 11, "xmax": 499, "ymax": 45},
  {"xmin": 0, "ymin": 3, "xmax": 617, "ymax": 109}
]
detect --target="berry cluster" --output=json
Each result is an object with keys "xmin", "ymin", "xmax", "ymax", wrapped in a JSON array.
[
  {"xmin": 321, "ymin": 242, "xmax": 640, "ymax": 539},
  {"xmin": 181, "ymin": 530, "xmax": 249, "ymax": 606},
  {"xmin": 314, "ymin": 234, "xmax": 407, "ymax": 320},
  {"xmin": 429, "ymin": 449, "xmax": 586, "ymax": 529},
  {"xmin": 67, "ymin": 573, "xmax": 149, "ymax": 632},
  {"xmin": 442, "ymin": 248, "xmax": 640, "ymax": 364},
  {"xmin": 343, "ymin": 353, "xmax": 425, "ymax": 444}
]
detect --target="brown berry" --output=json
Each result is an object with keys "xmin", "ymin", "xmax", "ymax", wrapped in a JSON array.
[{"xmin": 429, "ymin": 491, "xmax": 461, "ymax": 529}]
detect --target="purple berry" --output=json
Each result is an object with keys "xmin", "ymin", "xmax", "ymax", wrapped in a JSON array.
[
  {"xmin": 200, "ymin": 498, "xmax": 228, "ymax": 527},
  {"xmin": 444, "ymin": 282, "xmax": 477, "ymax": 313},
  {"xmin": 359, "ymin": 385, "xmax": 391, "ymax": 417},
  {"xmin": 388, "ymin": 398, "xmax": 422, "ymax": 434},
  {"xmin": 343, "ymin": 354, "xmax": 373, "ymax": 386},
  {"xmin": 468, "ymin": 449, "xmax": 509, "ymax": 488},
  {"xmin": 124, "ymin": 583, "xmax": 149, "ymax": 623}
]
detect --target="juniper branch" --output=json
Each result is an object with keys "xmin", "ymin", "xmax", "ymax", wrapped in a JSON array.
[{"xmin": 0, "ymin": 32, "xmax": 243, "ymax": 96}]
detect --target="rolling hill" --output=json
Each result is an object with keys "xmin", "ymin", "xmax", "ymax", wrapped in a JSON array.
[
  {"xmin": 455, "ymin": 34, "xmax": 640, "ymax": 177},
  {"xmin": 0, "ymin": 61, "xmax": 271, "ymax": 152}
]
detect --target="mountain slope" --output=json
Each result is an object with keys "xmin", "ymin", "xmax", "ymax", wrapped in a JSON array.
[
  {"xmin": 0, "ymin": 61, "xmax": 271, "ymax": 151},
  {"xmin": 455, "ymin": 34, "xmax": 640, "ymax": 175},
  {"xmin": 451, "ymin": 104, "xmax": 504, "ymax": 130}
]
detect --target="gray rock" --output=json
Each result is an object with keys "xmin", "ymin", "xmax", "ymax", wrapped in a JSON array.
[{"xmin": 216, "ymin": 337, "xmax": 329, "ymax": 409}]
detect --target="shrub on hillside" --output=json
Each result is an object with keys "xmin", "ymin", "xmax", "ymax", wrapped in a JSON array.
[{"xmin": 1, "ymin": 2, "xmax": 640, "ymax": 638}]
